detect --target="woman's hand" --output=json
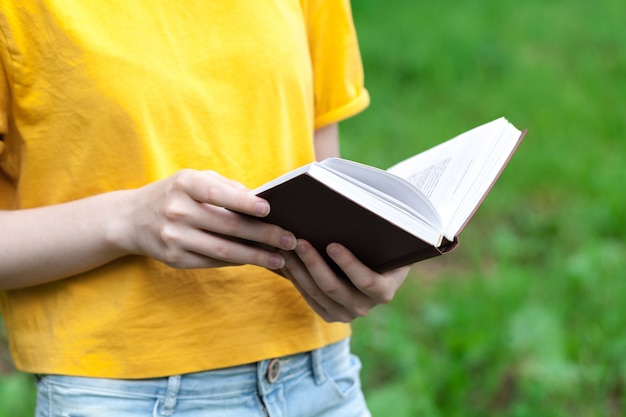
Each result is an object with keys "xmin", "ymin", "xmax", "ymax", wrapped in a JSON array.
[
  {"xmin": 280, "ymin": 239, "xmax": 410, "ymax": 322},
  {"xmin": 121, "ymin": 169, "xmax": 297, "ymax": 270}
]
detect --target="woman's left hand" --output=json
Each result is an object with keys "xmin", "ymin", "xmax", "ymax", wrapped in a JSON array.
[{"xmin": 280, "ymin": 239, "xmax": 410, "ymax": 322}]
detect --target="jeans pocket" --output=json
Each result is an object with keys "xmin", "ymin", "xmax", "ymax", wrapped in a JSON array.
[
  {"xmin": 324, "ymin": 353, "xmax": 363, "ymax": 399},
  {"xmin": 35, "ymin": 376, "xmax": 156, "ymax": 417}
]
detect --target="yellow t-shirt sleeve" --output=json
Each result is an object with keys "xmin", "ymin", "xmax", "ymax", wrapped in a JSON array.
[{"xmin": 305, "ymin": 0, "xmax": 370, "ymax": 129}]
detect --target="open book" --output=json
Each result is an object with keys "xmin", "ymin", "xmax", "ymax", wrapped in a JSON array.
[{"xmin": 253, "ymin": 117, "xmax": 526, "ymax": 273}]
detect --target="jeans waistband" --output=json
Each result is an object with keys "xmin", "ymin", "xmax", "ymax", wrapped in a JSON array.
[{"xmin": 35, "ymin": 338, "xmax": 370, "ymax": 417}]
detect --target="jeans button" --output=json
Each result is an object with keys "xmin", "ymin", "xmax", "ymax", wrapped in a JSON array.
[{"xmin": 266, "ymin": 359, "xmax": 280, "ymax": 383}]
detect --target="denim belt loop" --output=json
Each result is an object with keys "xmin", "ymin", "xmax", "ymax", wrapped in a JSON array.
[
  {"xmin": 159, "ymin": 375, "xmax": 181, "ymax": 416},
  {"xmin": 311, "ymin": 347, "xmax": 327, "ymax": 385}
]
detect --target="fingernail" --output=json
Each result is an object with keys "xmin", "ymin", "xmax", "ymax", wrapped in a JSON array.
[
  {"xmin": 295, "ymin": 241, "xmax": 307, "ymax": 255},
  {"xmin": 255, "ymin": 201, "xmax": 270, "ymax": 216},
  {"xmin": 268, "ymin": 254, "xmax": 285, "ymax": 269},
  {"xmin": 281, "ymin": 234, "xmax": 296, "ymax": 250},
  {"xmin": 327, "ymin": 243, "xmax": 341, "ymax": 258}
]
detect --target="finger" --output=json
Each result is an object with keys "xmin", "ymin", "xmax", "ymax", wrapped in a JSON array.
[
  {"xmin": 327, "ymin": 243, "xmax": 409, "ymax": 305},
  {"xmin": 174, "ymin": 169, "xmax": 272, "ymax": 218},
  {"xmin": 194, "ymin": 234, "xmax": 287, "ymax": 270},
  {"xmin": 194, "ymin": 202, "xmax": 297, "ymax": 251},
  {"xmin": 281, "ymin": 249, "xmax": 356, "ymax": 323},
  {"xmin": 160, "ymin": 186, "xmax": 296, "ymax": 251},
  {"xmin": 162, "ymin": 250, "xmax": 237, "ymax": 270},
  {"xmin": 293, "ymin": 240, "xmax": 375, "ymax": 320},
  {"xmin": 159, "ymin": 224, "xmax": 286, "ymax": 270},
  {"xmin": 287, "ymin": 271, "xmax": 338, "ymax": 322}
]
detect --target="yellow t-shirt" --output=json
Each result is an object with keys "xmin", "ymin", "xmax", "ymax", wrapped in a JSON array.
[{"xmin": 0, "ymin": 0, "xmax": 369, "ymax": 378}]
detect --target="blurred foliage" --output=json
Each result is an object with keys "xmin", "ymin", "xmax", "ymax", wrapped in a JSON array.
[
  {"xmin": 345, "ymin": 0, "xmax": 626, "ymax": 416},
  {"xmin": 2, "ymin": 0, "xmax": 626, "ymax": 416},
  {"xmin": 0, "ymin": 372, "xmax": 35, "ymax": 417}
]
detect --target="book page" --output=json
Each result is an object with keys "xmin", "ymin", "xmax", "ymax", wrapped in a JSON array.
[
  {"xmin": 321, "ymin": 158, "xmax": 443, "ymax": 231},
  {"xmin": 445, "ymin": 124, "xmax": 523, "ymax": 236},
  {"xmin": 387, "ymin": 117, "xmax": 520, "ymax": 239}
]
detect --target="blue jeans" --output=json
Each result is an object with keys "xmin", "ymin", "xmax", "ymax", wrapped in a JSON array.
[{"xmin": 35, "ymin": 338, "xmax": 370, "ymax": 417}]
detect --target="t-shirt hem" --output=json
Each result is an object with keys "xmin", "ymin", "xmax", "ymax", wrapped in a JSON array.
[{"xmin": 12, "ymin": 325, "xmax": 352, "ymax": 379}]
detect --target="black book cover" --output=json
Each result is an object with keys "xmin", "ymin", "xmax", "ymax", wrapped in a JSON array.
[{"xmin": 257, "ymin": 173, "xmax": 457, "ymax": 275}]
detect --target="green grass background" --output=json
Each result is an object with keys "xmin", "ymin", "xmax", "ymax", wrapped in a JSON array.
[
  {"xmin": 2, "ymin": 0, "xmax": 625, "ymax": 416},
  {"xmin": 346, "ymin": 1, "xmax": 626, "ymax": 416}
]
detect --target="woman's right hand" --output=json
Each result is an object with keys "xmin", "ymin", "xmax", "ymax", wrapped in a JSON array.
[{"xmin": 121, "ymin": 169, "xmax": 297, "ymax": 270}]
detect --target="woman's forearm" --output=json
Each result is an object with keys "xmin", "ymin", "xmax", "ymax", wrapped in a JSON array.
[{"xmin": 0, "ymin": 189, "xmax": 135, "ymax": 289}]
